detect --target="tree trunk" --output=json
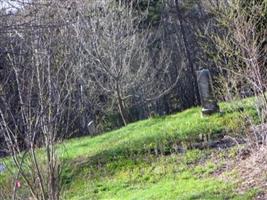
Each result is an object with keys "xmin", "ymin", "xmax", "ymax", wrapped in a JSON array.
[
  {"xmin": 116, "ymin": 81, "xmax": 127, "ymax": 126},
  {"xmin": 174, "ymin": 0, "xmax": 201, "ymax": 105}
]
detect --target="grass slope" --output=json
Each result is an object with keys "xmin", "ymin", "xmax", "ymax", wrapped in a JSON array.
[
  {"xmin": 59, "ymin": 98, "xmax": 258, "ymax": 200},
  {"xmin": 61, "ymin": 98, "xmax": 257, "ymax": 161},
  {"xmin": 0, "ymin": 97, "xmax": 260, "ymax": 199},
  {"xmin": 63, "ymin": 150, "xmax": 256, "ymax": 200}
]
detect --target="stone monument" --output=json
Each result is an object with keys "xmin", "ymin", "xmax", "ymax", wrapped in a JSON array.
[{"xmin": 197, "ymin": 69, "xmax": 219, "ymax": 115}]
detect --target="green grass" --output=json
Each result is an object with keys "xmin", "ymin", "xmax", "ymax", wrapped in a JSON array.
[
  {"xmin": 57, "ymin": 98, "xmax": 259, "ymax": 199},
  {"xmin": 60, "ymin": 98, "xmax": 257, "ymax": 162},
  {"xmin": 0, "ymin": 97, "xmax": 261, "ymax": 199},
  {"xmin": 62, "ymin": 149, "xmax": 256, "ymax": 200}
]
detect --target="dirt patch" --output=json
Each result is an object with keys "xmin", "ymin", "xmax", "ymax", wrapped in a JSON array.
[
  {"xmin": 206, "ymin": 142, "xmax": 267, "ymax": 199},
  {"xmin": 235, "ymin": 146, "xmax": 267, "ymax": 199}
]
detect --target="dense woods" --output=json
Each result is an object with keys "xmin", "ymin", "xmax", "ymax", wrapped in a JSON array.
[{"xmin": 0, "ymin": 0, "xmax": 266, "ymax": 199}]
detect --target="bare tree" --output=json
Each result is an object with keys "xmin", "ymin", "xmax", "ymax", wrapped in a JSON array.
[
  {"xmin": 204, "ymin": 0, "xmax": 267, "ymax": 121},
  {"xmin": 0, "ymin": 1, "xmax": 84, "ymax": 199},
  {"xmin": 74, "ymin": 0, "xmax": 184, "ymax": 125}
]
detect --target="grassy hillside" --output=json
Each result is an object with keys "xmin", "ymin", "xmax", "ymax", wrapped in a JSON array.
[
  {"xmin": 57, "ymin": 98, "xmax": 259, "ymax": 200},
  {"xmin": 0, "ymin": 98, "xmax": 261, "ymax": 199},
  {"xmin": 61, "ymin": 98, "xmax": 257, "ymax": 161}
]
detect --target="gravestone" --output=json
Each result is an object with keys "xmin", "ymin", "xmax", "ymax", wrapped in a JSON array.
[
  {"xmin": 87, "ymin": 120, "xmax": 97, "ymax": 135},
  {"xmin": 197, "ymin": 69, "xmax": 219, "ymax": 115}
]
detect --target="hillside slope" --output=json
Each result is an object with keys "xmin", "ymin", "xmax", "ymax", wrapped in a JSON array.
[
  {"xmin": 59, "ymin": 98, "xmax": 259, "ymax": 200},
  {"xmin": 0, "ymin": 98, "xmax": 261, "ymax": 199}
]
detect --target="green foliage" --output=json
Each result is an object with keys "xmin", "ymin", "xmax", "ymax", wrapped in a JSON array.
[
  {"xmin": 145, "ymin": 0, "xmax": 163, "ymax": 25},
  {"xmin": 130, "ymin": 0, "xmax": 163, "ymax": 26},
  {"xmin": 238, "ymin": 0, "xmax": 267, "ymax": 39}
]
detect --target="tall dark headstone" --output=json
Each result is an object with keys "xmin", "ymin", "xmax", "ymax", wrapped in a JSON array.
[{"xmin": 197, "ymin": 69, "xmax": 219, "ymax": 115}]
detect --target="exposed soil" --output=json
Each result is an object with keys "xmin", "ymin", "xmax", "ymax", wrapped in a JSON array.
[{"xmin": 236, "ymin": 147, "xmax": 267, "ymax": 199}]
